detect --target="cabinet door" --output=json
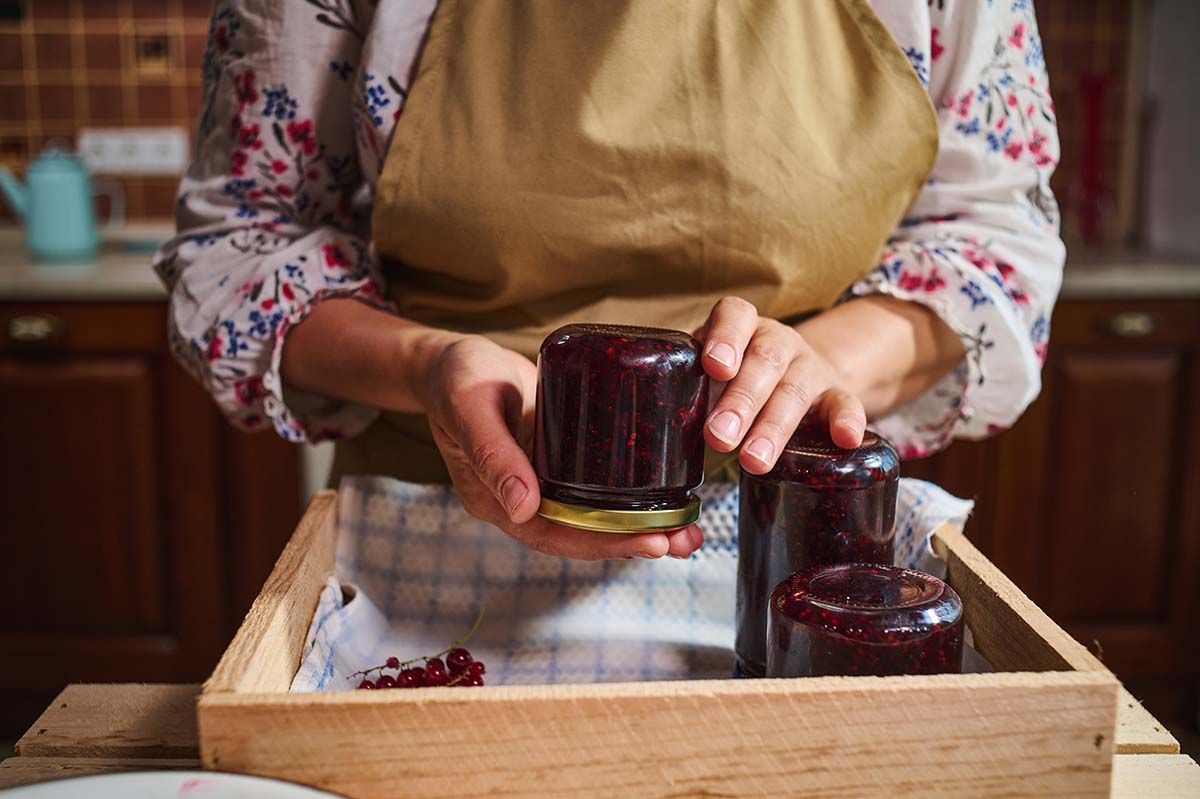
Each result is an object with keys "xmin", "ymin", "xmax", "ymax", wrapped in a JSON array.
[
  {"xmin": 0, "ymin": 303, "xmax": 227, "ymax": 733},
  {"xmin": 912, "ymin": 299, "xmax": 1200, "ymax": 721},
  {"xmin": 1035, "ymin": 300, "xmax": 1200, "ymax": 717}
]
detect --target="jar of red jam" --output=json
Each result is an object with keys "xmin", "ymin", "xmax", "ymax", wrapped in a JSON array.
[
  {"xmin": 766, "ymin": 563, "xmax": 964, "ymax": 677},
  {"xmin": 735, "ymin": 419, "xmax": 899, "ymax": 677},
  {"xmin": 533, "ymin": 323, "xmax": 709, "ymax": 532}
]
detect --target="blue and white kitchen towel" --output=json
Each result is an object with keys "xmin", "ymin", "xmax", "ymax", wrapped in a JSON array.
[{"xmin": 291, "ymin": 477, "xmax": 973, "ymax": 692}]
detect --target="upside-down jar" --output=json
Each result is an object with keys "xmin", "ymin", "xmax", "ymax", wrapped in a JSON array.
[
  {"xmin": 766, "ymin": 563, "xmax": 964, "ymax": 677},
  {"xmin": 735, "ymin": 419, "xmax": 899, "ymax": 677},
  {"xmin": 533, "ymin": 323, "xmax": 709, "ymax": 532}
]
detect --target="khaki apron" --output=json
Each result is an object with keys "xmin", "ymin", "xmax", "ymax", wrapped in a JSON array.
[{"xmin": 334, "ymin": 0, "xmax": 937, "ymax": 483}]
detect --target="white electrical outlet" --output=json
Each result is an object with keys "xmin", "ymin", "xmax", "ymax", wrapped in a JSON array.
[{"xmin": 78, "ymin": 127, "xmax": 190, "ymax": 175}]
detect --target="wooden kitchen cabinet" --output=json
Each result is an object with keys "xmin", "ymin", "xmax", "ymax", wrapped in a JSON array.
[
  {"xmin": 0, "ymin": 301, "xmax": 301, "ymax": 738},
  {"xmin": 906, "ymin": 297, "xmax": 1200, "ymax": 725}
]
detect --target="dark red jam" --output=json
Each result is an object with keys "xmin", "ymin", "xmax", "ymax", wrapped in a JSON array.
[
  {"xmin": 533, "ymin": 324, "xmax": 709, "ymax": 517},
  {"xmin": 735, "ymin": 418, "xmax": 899, "ymax": 677},
  {"xmin": 766, "ymin": 563, "xmax": 964, "ymax": 677}
]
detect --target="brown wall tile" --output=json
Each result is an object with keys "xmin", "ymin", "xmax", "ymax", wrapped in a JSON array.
[
  {"xmin": 0, "ymin": 85, "xmax": 27, "ymax": 122},
  {"xmin": 0, "ymin": 33, "xmax": 24, "ymax": 72},
  {"xmin": 81, "ymin": 4, "xmax": 122, "ymax": 20},
  {"xmin": 135, "ymin": 83, "xmax": 174, "ymax": 122},
  {"xmin": 130, "ymin": 0, "xmax": 172, "ymax": 20},
  {"xmin": 33, "ymin": 32, "xmax": 74, "ymax": 71},
  {"xmin": 83, "ymin": 84, "xmax": 127, "ymax": 124},
  {"xmin": 142, "ymin": 176, "xmax": 179, "ymax": 216},
  {"xmin": 84, "ymin": 32, "xmax": 126, "ymax": 71},
  {"xmin": 37, "ymin": 83, "xmax": 75, "ymax": 121},
  {"xmin": 27, "ymin": 1, "xmax": 73, "ymax": 21}
]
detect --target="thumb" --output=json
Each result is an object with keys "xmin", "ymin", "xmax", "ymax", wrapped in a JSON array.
[{"xmin": 453, "ymin": 387, "xmax": 542, "ymax": 523}]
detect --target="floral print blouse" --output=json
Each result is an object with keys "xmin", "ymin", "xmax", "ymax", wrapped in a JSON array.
[{"xmin": 153, "ymin": 0, "xmax": 1064, "ymax": 460}]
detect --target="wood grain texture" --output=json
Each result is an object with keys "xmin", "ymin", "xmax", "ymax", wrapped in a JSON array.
[
  {"xmin": 0, "ymin": 757, "xmax": 201, "ymax": 790},
  {"xmin": 201, "ymin": 672, "xmax": 1117, "ymax": 799},
  {"xmin": 1115, "ymin": 687, "xmax": 1181, "ymax": 755},
  {"xmin": 931, "ymin": 526, "xmax": 1106, "ymax": 674},
  {"xmin": 199, "ymin": 515, "xmax": 1122, "ymax": 799},
  {"xmin": 204, "ymin": 492, "xmax": 337, "ymax": 695},
  {"xmin": 15, "ymin": 684, "xmax": 200, "ymax": 759},
  {"xmin": 1111, "ymin": 755, "xmax": 1200, "ymax": 799}
]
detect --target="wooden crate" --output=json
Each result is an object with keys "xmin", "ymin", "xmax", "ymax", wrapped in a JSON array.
[{"xmin": 198, "ymin": 491, "xmax": 1122, "ymax": 799}]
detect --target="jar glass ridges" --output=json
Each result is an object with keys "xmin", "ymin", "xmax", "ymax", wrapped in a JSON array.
[
  {"xmin": 766, "ymin": 563, "xmax": 964, "ymax": 677},
  {"xmin": 533, "ymin": 323, "xmax": 709, "ymax": 532}
]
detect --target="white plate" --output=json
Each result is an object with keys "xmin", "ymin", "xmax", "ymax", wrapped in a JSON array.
[{"xmin": 0, "ymin": 771, "xmax": 344, "ymax": 798}]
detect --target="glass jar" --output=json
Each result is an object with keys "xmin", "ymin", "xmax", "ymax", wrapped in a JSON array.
[
  {"xmin": 766, "ymin": 563, "xmax": 964, "ymax": 677},
  {"xmin": 533, "ymin": 323, "xmax": 709, "ymax": 532},
  {"xmin": 735, "ymin": 419, "xmax": 899, "ymax": 677}
]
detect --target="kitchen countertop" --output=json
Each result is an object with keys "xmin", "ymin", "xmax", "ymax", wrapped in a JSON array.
[
  {"xmin": 1062, "ymin": 251, "xmax": 1200, "ymax": 299},
  {"xmin": 3, "ymin": 224, "xmax": 1198, "ymax": 302},
  {"xmin": 0, "ymin": 224, "xmax": 170, "ymax": 301}
]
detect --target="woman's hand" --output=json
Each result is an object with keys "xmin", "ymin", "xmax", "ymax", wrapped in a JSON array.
[
  {"xmin": 418, "ymin": 335, "xmax": 703, "ymax": 560},
  {"xmin": 698, "ymin": 297, "xmax": 867, "ymax": 474}
]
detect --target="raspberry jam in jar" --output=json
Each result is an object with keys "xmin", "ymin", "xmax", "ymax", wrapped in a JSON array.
[
  {"xmin": 766, "ymin": 563, "xmax": 964, "ymax": 677},
  {"xmin": 533, "ymin": 323, "xmax": 709, "ymax": 532},
  {"xmin": 735, "ymin": 419, "xmax": 899, "ymax": 677}
]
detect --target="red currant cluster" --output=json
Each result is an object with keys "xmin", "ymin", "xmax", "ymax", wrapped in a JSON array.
[
  {"xmin": 350, "ymin": 609, "xmax": 487, "ymax": 690},
  {"xmin": 353, "ymin": 648, "xmax": 487, "ymax": 690}
]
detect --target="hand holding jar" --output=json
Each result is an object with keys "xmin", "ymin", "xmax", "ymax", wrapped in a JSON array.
[
  {"xmin": 697, "ymin": 296, "xmax": 867, "ymax": 469},
  {"xmin": 420, "ymin": 335, "xmax": 703, "ymax": 561}
]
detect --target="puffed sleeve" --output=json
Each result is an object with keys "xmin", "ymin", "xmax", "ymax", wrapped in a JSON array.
[
  {"xmin": 152, "ymin": 2, "xmax": 393, "ymax": 443},
  {"xmin": 850, "ymin": 0, "xmax": 1065, "ymax": 458}
]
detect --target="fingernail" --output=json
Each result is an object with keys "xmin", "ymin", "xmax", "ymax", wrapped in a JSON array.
[
  {"xmin": 500, "ymin": 476, "xmax": 528, "ymax": 517},
  {"xmin": 668, "ymin": 553, "xmax": 690, "ymax": 560},
  {"xmin": 709, "ymin": 411, "xmax": 741, "ymax": 443},
  {"xmin": 635, "ymin": 551, "xmax": 659, "ymax": 559},
  {"xmin": 707, "ymin": 342, "xmax": 736, "ymax": 368},
  {"xmin": 745, "ymin": 438, "xmax": 774, "ymax": 463}
]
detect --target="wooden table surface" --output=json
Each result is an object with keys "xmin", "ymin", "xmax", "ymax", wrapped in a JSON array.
[{"xmin": 1, "ymin": 684, "xmax": 1198, "ymax": 796}]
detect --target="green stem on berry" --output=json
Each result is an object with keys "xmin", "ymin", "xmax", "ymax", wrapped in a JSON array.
[{"xmin": 347, "ymin": 607, "xmax": 486, "ymax": 679}]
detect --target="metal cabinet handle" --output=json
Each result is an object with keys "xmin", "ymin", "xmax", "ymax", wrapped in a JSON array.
[
  {"xmin": 7, "ymin": 314, "xmax": 67, "ymax": 343},
  {"xmin": 1106, "ymin": 311, "xmax": 1156, "ymax": 338}
]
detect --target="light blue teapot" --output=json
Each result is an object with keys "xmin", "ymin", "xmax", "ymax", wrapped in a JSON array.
[{"xmin": 0, "ymin": 146, "xmax": 123, "ymax": 263}]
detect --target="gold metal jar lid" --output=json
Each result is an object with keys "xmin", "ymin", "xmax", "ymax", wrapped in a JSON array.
[{"xmin": 537, "ymin": 494, "xmax": 701, "ymax": 533}]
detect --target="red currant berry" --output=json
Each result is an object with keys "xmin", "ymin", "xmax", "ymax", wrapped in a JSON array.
[
  {"xmin": 423, "ymin": 670, "xmax": 449, "ymax": 687},
  {"xmin": 409, "ymin": 666, "xmax": 426, "ymax": 683},
  {"xmin": 446, "ymin": 648, "xmax": 473, "ymax": 671},
  {"xmin": 397, "ymin": 669, "xmax": 419, "ymax": 688},
  {"xmin": 377, "ymin": 674, "xmax": 397, "ymax": 689},
  {"xmin": 466, "ymin": 661, "xmax": 486, "ymax": 678},
  {"xmin": 465, "ymin": 676, "xmax": 484, "ymax": 687},
  {"xmin": 357, "ymin": 679, "xmax": 376, "ymax": 690},
  {"xmin": 385, "ymin": 656, "xmax": 400, "ymax": 670},
  {"xmin": 425, "ymin": 657, "xmax": 446, "ymax": 673}
]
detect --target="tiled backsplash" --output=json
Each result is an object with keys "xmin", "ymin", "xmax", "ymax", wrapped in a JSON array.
[
  {"xmin": 0, "ymin": 0, "xmax": 1142, "ymax": 242},
  {"xmin": 1037, "ymin": 0, "xmax": 1141, "ymax": 249},
  {"xmin": 0, "ymin": 0, "xmax": 210, "ymax": 219}
]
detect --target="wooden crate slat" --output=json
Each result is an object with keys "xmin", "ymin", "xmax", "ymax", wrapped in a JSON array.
[
  {"xmin": 0, "ymin": 757, "xmax": 201, "ymax": 790},
  {"xmin": 205, "ymin": 491, "xmax": 337, "ymax": 695},
  {"xmin": 199, "ymin": 671, "xmax": 1116, "ymax": 799},
  {"xmin": 15, "ymin": 684, "xmax": 200, "ymax": 760},
  {"xmin": 932, "ymin": 526, "xmax": 1107, "ymax": 673},
  {"xmin": 1111, "ymin": 754, "xmax": 1200, "ymax": 798},
  {"xmin": 1114, "ymin": 687, "xmax": 1181, "ymax": 754},
  {"xmin": 197, "ymin": 495, "xmax": 1124, "ymax": 798}
]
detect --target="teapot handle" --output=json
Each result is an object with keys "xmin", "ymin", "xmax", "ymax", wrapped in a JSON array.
[{"xmin": 93, "ymin": 178, "xmax": 126, "ymax": 230}]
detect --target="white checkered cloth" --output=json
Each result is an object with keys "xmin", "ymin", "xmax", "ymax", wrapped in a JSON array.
[{"xmin": 291, "ymin": 477, "xmax": 973, "ymax": 691}]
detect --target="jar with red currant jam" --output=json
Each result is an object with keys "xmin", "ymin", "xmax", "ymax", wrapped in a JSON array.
[
  {"xmin": 766, "ymin": 563, "xmax": 964, "ymax": 677},
  {"xmin": 533, "ymin": 323, "xmax": 709, "ymax": 532},
  {"xmin": 735, "ymin": 418, "xmax": 899, "ymax": 677}
]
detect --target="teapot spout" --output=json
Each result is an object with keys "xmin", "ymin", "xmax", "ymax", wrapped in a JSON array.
[{"xmin": 0, "ymin": 166, "xmax": 28, "ymax": 219}]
